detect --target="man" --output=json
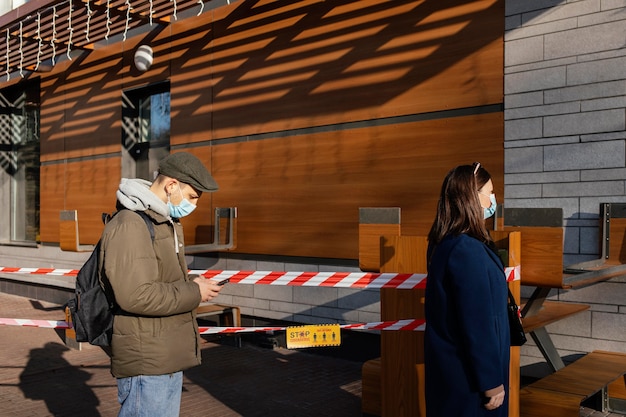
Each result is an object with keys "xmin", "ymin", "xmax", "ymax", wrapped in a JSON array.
[{"xmin": 100, "ymin": 152, "xmax": 223, "ymax": 417}]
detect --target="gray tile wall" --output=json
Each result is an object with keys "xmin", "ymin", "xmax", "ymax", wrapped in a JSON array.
[{"xmin": 505, "ymin": 0, "xmax": 626, "ymax": 365}]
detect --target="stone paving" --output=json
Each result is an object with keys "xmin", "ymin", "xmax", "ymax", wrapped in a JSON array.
[
  {"xmin": 0, "ymin": 292, "xmax": 362, "ymax": 417},
  {"xmin": 0, "ymin": 291, "xmax": 624, "ymax": 417}
]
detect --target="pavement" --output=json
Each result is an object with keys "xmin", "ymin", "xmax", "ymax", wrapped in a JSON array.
[
  {"xmin": 0, "ymin": 292, "xmax": 364, "ymax": 417},
  {"xmin": 1, "ymin": 291, "xmax": 625, "ymax": 417}
]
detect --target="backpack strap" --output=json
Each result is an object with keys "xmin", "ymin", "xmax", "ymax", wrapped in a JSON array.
[
  {"xmin": 134, "ymin": 210, "xmax": 155, "ymax": 242},
  {"xmin": 102, "ymin": 208, "xmax": 155, "ymax": 242}
]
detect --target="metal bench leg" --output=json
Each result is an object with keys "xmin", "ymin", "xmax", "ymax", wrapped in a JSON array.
[{"xmin": 530, "ymin": 327, "xmax": 565, "ymax": 372}]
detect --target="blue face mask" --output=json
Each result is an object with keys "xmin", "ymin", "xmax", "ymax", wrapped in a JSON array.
[
  {"xmin": 483, "ymin": 193, "xmax": 497, "ymax": 219},
  {"xmin": 167, "ymin": 187, "xmax": 196, "ymax": 218}
]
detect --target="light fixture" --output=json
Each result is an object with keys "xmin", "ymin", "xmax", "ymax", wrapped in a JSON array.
[{"xmin": 133, "ymin": 45, "xmax": 153, "ymax": 72}]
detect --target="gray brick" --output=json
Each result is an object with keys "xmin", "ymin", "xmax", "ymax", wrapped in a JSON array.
[
  {"xmin": 601, "ymin": 0, "xmax": 626, "ymax": 10},
  {"xmin": 505, "ymin": 91, "xmax": 544, "ymax": 109},
  {"xmin": 559, "ymin": 282, "xmax": 626, "ymax": 305},
  {"xmin": 524, "ymin": 0, "xmax": 600, "ymax": 26},
  {"xmin": 309, "ymin": 305, "xmax": 350, "ymax": 321},
  {"xmin": 564, "ymin": 226, "xmax": 580, "ymax": 254},
  {"xmin": 582, "ymin": 96, "xmax": 626, "ymax": 112},
  {"xmin": 505, "ymin": 66, "xmax": 566, "ymax": 94},
  {"xmin": 254, "ymin": 284, "xmax": 293, "ymax": 302},
  {"xmin": 545, "ymin": 80, "xmax": 626, "ymax": 104},
  {"xmin": 504, "ymin": 197, "xmax": 580, "ymax": 218},
  {"xmin": 337, "ymin": 288, "xmax": 379, "ymax": 312},
  {"xmin": 592, "ymin": 311, "xmax": 626, "ymax": 341},
  {"xmin": 550, "ymin": 333, "xmax": 626, "ymax": 353},
  {"xmin": 505, "ymin": 101, "xmax": 580, "ymax": 120},
  {"xmin": 580, "ymin": 197, "xmax": 626, "ymax": 217},
  {"xmin": 505, "ymin": 117, "xmax": 543, "ymax": 140},
  {"xmin": 256, "ymin": 260, "xmax": 287, "ymax": 271},
  {"xmin": 232, "ymin": 295, "xmax": 270, "ymax": 310},
  {"xmin": 269, "ymin": 300, "xmax": 311, "ymax": 315},
  {"xmin": 545, "ymin": 141, "xmax": 625, "ymax": 171},
  {"xmin": 589, "ymin": 303, "xmax": 619, "ymax": 313},
  {"xmin": 254, "ymin": 308, "xmax": 293, "ymax": 321},
  {"xmin": 546, "ymin": 20, "xmax": 626, "ymax": 60},
  {"xmin": 504, "ymin": 135, "xmax": 580, "ymax": 148},
  {"xmin": 505, "ymin": 36, "xmax": 544, "ymax": 67},
  {"xmin": 568, "ymin": 55, "xmax": 626, "ymax": 85},
  {"xmin": 225, "ymin": 257, "xmax": 257, "ymax": 271},
  {"xmin": 543, "ymin": 181, "xmax": 625, "ymax": 197},
  {"xmin": 505, "ymin": 18, "xmax": 577, "ymax": 41},
  {"xmin": 505, "ymin": 14, "xmax": 522, "ymax": 31},
  {"xmin": 293, "ymin": 286, "xmax": 338, "ymax": 306},
  {"xmin": 504, "ymin": 147, "xmax": 543, "ymax": 172},
  {"xmin": 505, "ymin": 0, "xmax": 567, "ymax": 17},
  {"xmin": 582, "ymin": 168, "xmax": 626, "ymax": 181},
  {"xmin": 579, "ymin": 226, "xmax": 600, "ymax": 254},
  {"xmin": 583, "ymin": 131, "xmax": 626, "ymax": 142},
  {"xmin": 358, "ymin": 310, "xmax": 381, "ymax": 324},
  {"xmin": 545, "ymin": 310, "xmax": 591, "ymax": 337},
  {"xmin": 505, "ymin": 56, "xmax": 576, "ymax": 74},
  {"xmin": 505, "ymin": 183, "xmax": 542, "ymax": 198},
  {"xmin": 579, "ymin": 5, "xmax": 626, "ymax": 26},
  {"xmin": 506, "ymin": 171, "xmax": 580, "ymax": 184},
  {"xmin": 544, "ymin": 110, "xmax": 626, "ymax": 137}
]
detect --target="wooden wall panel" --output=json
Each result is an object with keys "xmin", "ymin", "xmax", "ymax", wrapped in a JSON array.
[
  {"xmin": 163, "ymin": 0, "xmax": 503, "ymax": 142},
  {"xmin": 40, "ymin": 158, "xmax": 121, "ymax": 244},
  {"xmin": 35, "ymin": 0, "xmax": 504, "ymax": 259},
  {"xmin": 40, "ymin": 164, "xmax": 66, "ymax": 243},
  {"xmin": 40, "ymin": 41, "xmax": 127, "ymax": 162},
  {"xmin": 211, "ymin": 112, "xmax": 503, "ymax": 259}
]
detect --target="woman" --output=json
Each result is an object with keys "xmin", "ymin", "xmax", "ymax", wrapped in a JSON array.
[{"xmin": 425, "ymin": 162, "xmax": 509, "ymax": 417}]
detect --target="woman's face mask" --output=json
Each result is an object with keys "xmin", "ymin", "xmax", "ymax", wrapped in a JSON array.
[
  {"xmin": 168, "ymin": 186, "xmax": 197, "ymax": 218},
  {"xmin": 482, "ymin": 193, "xmax": 497, "ymax": 219}
]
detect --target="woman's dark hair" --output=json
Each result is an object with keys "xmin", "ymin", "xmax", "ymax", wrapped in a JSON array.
[{"xmin": 427, "ymin": 162, "xmax": 492, "ymax": 245}]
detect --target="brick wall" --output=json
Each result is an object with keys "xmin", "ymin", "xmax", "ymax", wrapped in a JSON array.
[{"xmin": 504, "ymin": 0, "xmax": 626, "ymax": 370}]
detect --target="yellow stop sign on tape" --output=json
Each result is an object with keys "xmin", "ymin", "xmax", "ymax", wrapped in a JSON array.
[{"xmin": 286, "ymin": 324, "xmax": 341, "ymax": 349}]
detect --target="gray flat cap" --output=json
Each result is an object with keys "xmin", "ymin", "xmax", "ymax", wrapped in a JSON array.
[{"xmin": 158, "ymin": 152, "xmax": 219, "ymax": 192}]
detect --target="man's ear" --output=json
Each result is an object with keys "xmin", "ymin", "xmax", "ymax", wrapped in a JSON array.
[{"xmin": 164, "ymin": 178, "xmax": 179, "ymax": 195}]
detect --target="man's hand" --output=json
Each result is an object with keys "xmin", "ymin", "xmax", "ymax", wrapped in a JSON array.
[{"xmin": 194, "ymin": 277, "xmax": 223, "ymax": 302}]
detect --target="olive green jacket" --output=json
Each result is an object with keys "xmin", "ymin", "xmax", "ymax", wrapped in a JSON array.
[{"xmin": 100, "ymin": 203, "xmax": 202, "ymax": 378}]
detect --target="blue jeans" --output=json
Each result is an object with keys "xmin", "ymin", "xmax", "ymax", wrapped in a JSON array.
[{"xmin": 117, "ymin": 372, "xmax": 183, "ymax": 417}]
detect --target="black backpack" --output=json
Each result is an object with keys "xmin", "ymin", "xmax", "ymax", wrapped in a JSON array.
[{"xmin": 67, "ymin": 210, "xmax": 154, "ymax": 347}]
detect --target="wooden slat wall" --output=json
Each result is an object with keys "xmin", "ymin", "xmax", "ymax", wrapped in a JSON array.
[
  {"xmin": 211, "ymin": 114, "xmax": 503, "ymax": 258},
  {"xmin": 41, "ymin": 158, "xmax": 121, "ymax": 243},
  {"xmin": 37, "ymin": 0, "xmax": 504, "ymax": 258}
]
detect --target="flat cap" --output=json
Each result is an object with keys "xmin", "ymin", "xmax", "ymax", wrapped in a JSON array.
[{"xmin": 158, "ymin": 152, "xmax": 219, "ymax": 192}]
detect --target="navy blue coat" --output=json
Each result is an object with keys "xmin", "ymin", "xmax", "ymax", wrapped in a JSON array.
[{"xmin": 425, "ymin": 234, "xmax": 510, "ymax": 417}]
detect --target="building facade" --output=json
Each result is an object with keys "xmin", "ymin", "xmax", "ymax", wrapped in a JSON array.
[{"xmin": 0, "ymin": 0, "xmax": 623, "ymax": 370}]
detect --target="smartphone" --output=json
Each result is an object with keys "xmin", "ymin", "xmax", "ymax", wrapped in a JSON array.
[{"xmin": 216, "ymin": 278, "xmax": 230, "ymax": 286}]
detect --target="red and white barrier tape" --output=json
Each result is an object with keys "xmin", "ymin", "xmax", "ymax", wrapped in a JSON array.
[
  {"xmin": 198, "ymin": 319, "xmax": 426, "ymax": 335},
  {"xmin": 193, "ymin": 270, "xmax": 428, "ymax": 289},
  {"xmin": 0, "ymin": 318, "xmax": 70, "ymax": 329},
  {"xmin": 0, "ymin": 266, "xmax": 519, "ymax": 289},
  {"xmin": 0, "ymin": 317, "xmax": 425, "ymax": 333}
]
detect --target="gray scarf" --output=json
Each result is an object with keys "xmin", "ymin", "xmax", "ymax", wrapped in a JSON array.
[{"xmin": 116, "ymin": 178, "xmax": 169, "ymax": 218}]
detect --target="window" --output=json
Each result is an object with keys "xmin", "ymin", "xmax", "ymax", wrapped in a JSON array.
[
  {"xmin": 0, "ymin": 79, "xmax": 40, "ymax": 243},
  {"xmin": 122, "ymin": 81, "xmax": 171, "ymax": 180}
]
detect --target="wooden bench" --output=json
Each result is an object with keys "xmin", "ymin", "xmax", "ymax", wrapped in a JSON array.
[
  {"xmin": 196, "ymin": 303, "xmax": 241, "ymax": 327},
  {"xmin": 359, "ymin": 228, "xmax": 522, "ymax": 417},
  {"xmin": 59, "ymin": 210, "xmax": 94, "ymax": 252},
  {"xmin": 196, "ymin": 303, "xmax": 242, "ymax": 347},
  {"xmin": 501, "ymin": 206, "xmax": 626, "ymax": 371},
  {"xmin": 362, "ymin": 358, "xmax": 381, "ymax": 416},
  {"xmin": 520, "ymin": 350, "xmax": 626, "ymax": 417}
]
